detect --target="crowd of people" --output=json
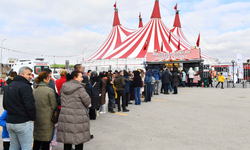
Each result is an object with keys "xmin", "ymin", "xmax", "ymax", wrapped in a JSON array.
[{"xmin": 0, "ymin": 64, "xmax": 206, "ymax": 150}]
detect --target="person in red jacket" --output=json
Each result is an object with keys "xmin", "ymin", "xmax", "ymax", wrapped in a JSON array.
[{"xmin": 55, "ymin": 69, "xmax": 67, "ymax": 95}]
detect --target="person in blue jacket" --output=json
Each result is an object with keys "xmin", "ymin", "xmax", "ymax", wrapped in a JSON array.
[
  {"xmin": 152, "ymin": 66, "xmax": 161, "ymax": 95},
  {"xmin": 0, "ymin": 110, "xmax": 10, "ymax": 150},
  {"xmin": 144, "ymin": 66, "xmax": 153, "ymax": 102},
  {"xmin": 123, "ymin": 70, "xmax": 132, "ymax": 106}
]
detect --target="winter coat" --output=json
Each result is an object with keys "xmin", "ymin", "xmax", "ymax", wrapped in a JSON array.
[
  {"xmin": 3, "ymin": 75, "xmax": 36, "ymax": 123},
  {"xmin": 131, "ymin": 71, "xmax": 142, "ymax": 87},
  {"xmin": 57, "ymin": 80, "xmax": 91, "ymax": 145},
  {"xmin": 152, "ymin": 66, "xmax": 161, "ymax": 80},
  {"xmin": 0, "ymin": 111, "xmax": 9, "ymax": 138},
  {"xmin": 162, "ymin": 70, "xmax": 172, "ymax": 84},
  {"xmin": 172, "ymin": 72, "xmax": 180, "ymax": 87},
  {"xmin": 182, "ymin": 71, "xmax": 186, "ymax": 82},
  {"xmin": 90, "ymin": 76, "xmax": 102, "ymax": 109},
  {"xmin": 144, "ymin": 69, "xmax": 153, "ymax": 84},
  {"xmin": 124, "ymin": 76, "xmax": 131, "ymax": 93},
  {"xmin": 55, "ymin": 76, "xmax": 66, "ymax": 95},
  {"xmin": 188, "ymin": 68, "xmax": 195, "ymax": 78},
  {"xmin": 33, "ymin": 83, "xmax": 57, "ymax": 141},
  {"xmin": 114, "ymin": 74, "xmax": 125, "ymax": 91},
  {"xmin": 6, "ymin": 76, "xmax": 14, "ymax": 85},
  {"xmin": 218, "ymin": 75, "xmax": 225, "ymax": 82},
  {"xmin": 107, "ymin": 76, "xmax": 115, "ymax": 99},
  {"xmin": 100, "ymin": 77, "xmax": 107, "ymax": 105}
]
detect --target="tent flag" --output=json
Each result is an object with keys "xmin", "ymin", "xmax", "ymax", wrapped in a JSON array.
[
  {"xmin": 168, "ymin": 32, "xmax": 171, "ymax": 44},
  {"xmin": 114, "ymin": 2, "xmax": 117, "ymax": 8},
  {"xmin": 139, "ymin": 12, "xmax": 141, "ymax": 18},
  {"xmin": 196, "ymin": 33, "xmax": 200, "ymax": 47},
  {"xmin": 174, "ymin": 3, "xmax": 177, "ymax": 11},
  {"xmin": 178, "ymin": 40, "xmax": 180, "ymax": 50}
]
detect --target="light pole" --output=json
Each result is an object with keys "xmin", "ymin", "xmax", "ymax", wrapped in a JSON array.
[
  {"xmin": 231, "ymin": 60, "xmax": 235, "ymax": 88},
  {"xmin": 1, "ymin": 39, "xmax": 6, "ymax": 76}
]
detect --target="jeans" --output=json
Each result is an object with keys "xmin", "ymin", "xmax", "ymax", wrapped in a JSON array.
[
  {"xmin": 153, "ymin": 80, "xmax": 160, "ymax": 94},
  {"xmin": 189, "ymin": 78, "xmax": 193, "ymax": 87},
  {"xmin": 169, "ymin": 84, "xmax": 173, "ymax": 92},
  {"xmin": 7, "ymin": 121, "xmax": 34, "ymax": 150},
  {"xmin": 116, "ymin": 90, "xmax": 126, "ymax": 110},
  {"xmin": 163, "ymin": 83, "xmax": 169, "ymax": 93},
  {"xmin": 150, "ymin": 84, "xmax": 153, "ymax": 95},
  {"xmin": 108, "ymin": 98, "xmax": 115, "ymax": 109},
  {"xmin": 182, "ymin": 81, "xmax": 185, "ymax": 87},
  {"xmin": 134, "ymin": 87, "xmax": 141, "ymax": 105},
  {"xmin": 145, "ymin": 84, "xmax": 151, "ymax": 102}
]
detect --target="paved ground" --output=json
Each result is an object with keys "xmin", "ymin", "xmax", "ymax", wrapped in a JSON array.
[{"xmin": 0, "ymin": 85, "xmax": 250, "ymax": 150}]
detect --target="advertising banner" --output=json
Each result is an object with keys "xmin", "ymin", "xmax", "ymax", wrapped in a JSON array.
[
  {"xmin": 237, "ymin": 54, "xmax": 244, "ymax": 79},
  {"xmin": 146, "ymin": 49, "xmax": 200, "ymax": 62}
]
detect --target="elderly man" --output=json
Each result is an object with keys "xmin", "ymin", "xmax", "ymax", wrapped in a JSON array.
[{"xmin": 3, "ymin": 66, "xmax": 36, "ymax": 150}]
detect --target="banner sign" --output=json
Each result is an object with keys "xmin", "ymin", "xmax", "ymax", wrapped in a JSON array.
[
  {"xmin": 237, "ymin": 54, "xmax": 244, "ymax": 79},
  {"xmin": 146, "ymin": 49, "xmax": 200, "ymax": 62}
]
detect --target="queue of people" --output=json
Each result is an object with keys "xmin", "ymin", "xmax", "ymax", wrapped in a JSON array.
[{"xmin": 1, "ymin": 64, "xmax": 209, "ymax": 150}]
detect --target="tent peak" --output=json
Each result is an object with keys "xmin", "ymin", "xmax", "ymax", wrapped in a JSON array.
[
  {"xmin": 173, "ymin": 10, "xmax": 181, "ymax": 28},
  {"xmin": 113, "ymin": 7, "xmax": 121, "ymax": 27},
  {"xmin": 139, "ymin": 12, "xmax": 143, "ymax": 28},
  {"xmin": 151, "ymin": 0, "xmax": 161, "ymax": 19}
]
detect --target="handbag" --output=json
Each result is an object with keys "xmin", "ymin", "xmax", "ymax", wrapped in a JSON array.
[{"xmin": 51, "ymin": 96, "xmax": 61, "ymax": 123}]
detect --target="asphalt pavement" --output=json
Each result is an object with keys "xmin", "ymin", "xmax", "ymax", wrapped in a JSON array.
[{"xmin": 0, "ymin": 85, "xmax": 250, "ymax": 150}]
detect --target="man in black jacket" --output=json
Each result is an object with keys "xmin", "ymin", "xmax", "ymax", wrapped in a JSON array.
[
  {"xmin": 3, "ymin": 66, "xmax": 36, "ymax": 150},
  {"xmin": 162, "ymin": 68, "xmax": 172, "ymax": 94}
]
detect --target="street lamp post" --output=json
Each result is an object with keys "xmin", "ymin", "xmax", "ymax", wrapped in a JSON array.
[
  {"xmin": 1, "ymin": 39, "xmax": 6, "ymax": 76},
  {"xmin": 231, "ymin": 60, "xmax": 235, "ymax": 88}
]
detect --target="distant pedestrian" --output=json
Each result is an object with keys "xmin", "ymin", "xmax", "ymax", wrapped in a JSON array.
[
  {"xmin": 208, "ymin": 74, "xmax": 213, "ymax": 87},
  {"xmin": 43, "ymin": 68, "xmax": 57, "ymax": 97},
  {"xmin": 152, "ymin": 66, "xmax": 161, "ymax": 95},
  {"xmin": 188, "ymin": 67, "xmax": 195, "ymax": 87},
  {"xmin": 197, "ymin": 73, "xmax": 201, "ymax": 87},
  {"xmin": 181, "ymin": 70, "xmax": 186, "ymax": 87},
  {"xmin": 33, "ymin": 71, "xmax": 57, "ymax": 150},
  {"xmin": 55, "ymin": 69, "xmax": 67, "ymax": 95},
  {"xmin": 216, "ymin": 73, "xmax": 225, "ymax": 89},
  {"xmin": 131, "ymin": 71, "xmax": 142, "ymax": 105},
  {"xmin": 107, "ymin": 72, "xmax": 116, "ymax": 113},
  {"xmin": 99, "ymin": 72, "xmax": 107, "ymax": 114},
  {"xmin": 123, "ymin": 70, "xmax": 132, "ymax": 105},
  {"xmin": 144, "ymin": 66, "xmax": 153, "ymax": 102},
  {"xmin": 162, "ymin": 68, "xmax": 172, "ymax": 94},
  {"xmin": 3, "ymin": 66, "xmax": 36, "ymax": 150},
  {"xmin": 172, "ymin": 68, "xmax": 180, "ymax": 94}
]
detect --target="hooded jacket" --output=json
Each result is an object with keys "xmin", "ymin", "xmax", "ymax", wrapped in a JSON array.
[
  {"xmin": 6, "ymin": 76, "xmax": 14, "ymax": 85},
  {"xmin": 152, "ymin": 66, "xmax": 161, "ymax": 80},
  {"xmin": 144, "ymin": 67, "xmax": 153, "ymax": 84},
  {"xmin": 3, "ymin": 75, "xmax": 36, "ymax": 123},
  {"xmin": 114, "ymin": 74, "xmax": 125, "ymax": 91},
  {"xmin": 57, "ymin": 80, "xmax": 91, "ymax": 145},
  {"xmin": 132, "ymin": 71, "xmax": 142, "ymax": 87},
  {"xmin": 162, "ymin": 70, "xmax": 172, "ymax": 84}
]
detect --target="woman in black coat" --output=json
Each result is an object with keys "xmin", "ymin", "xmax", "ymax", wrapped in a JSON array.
[
  {"xmin": 131, "ymin": 71, "xmax": 142, "ymax": 105},
  {"xmin": 89, "ymin": 71, "xmax": 102, "ymax": 120},
  {"xmin": 172, "ymin": 69, "xmax": 180, "ymax": 94}
]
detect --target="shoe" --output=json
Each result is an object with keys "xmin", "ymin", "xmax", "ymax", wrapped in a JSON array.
[
  {"xmin": 155, "ymin": 93, "xmax": 159, "ymax": 95},
  {"xmin": 128, "ymin": 102, "xmax": 133, "ymax": 104},
  {"xmin": 90, "ymin": 135, "xmax": 94, "ymax": 139},
  {"xmin": 221, "ymin": 88, "xmax": 224, "ymax": 89},
  {"xmin": 123, "ymin": 109, "xmax": 129, "ymax": 112},
  {"xmin": 108, "ymin": 108, "xmax": 115, "ymax": 113},
  {"xmin": 216, "ymin": 86, "xmax": 217, "ymax": 88},
  {"xmin": 160, "ymin": 91, "xmax": 163, "ymax": 93},
  {"xmin": 143, "ymin": 100, "xmax": 148, "ymax": 102},
  {"xmin": 164, "ymin": 92, "xmax": 169, "ymax": 94},
  {"xmin": 118, "ymin": 108, "xmax": 121, "ymax": 112},
  {"xmin": 173, "ymin": 93, "xmax": 177, "ymax": 94}
]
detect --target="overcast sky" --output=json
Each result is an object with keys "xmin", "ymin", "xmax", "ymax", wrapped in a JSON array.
[{"xmin": 0, "ymin": 0, "xmax": 249, "ymax": 65}]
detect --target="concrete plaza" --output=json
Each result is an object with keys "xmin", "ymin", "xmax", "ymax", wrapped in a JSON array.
[{"xmin": 0, "ymin": 86, "xmax": 250, "ymax": 150}]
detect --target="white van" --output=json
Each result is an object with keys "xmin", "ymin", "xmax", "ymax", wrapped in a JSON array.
[{"xmin": 8, "ymin": 58, "xmax": 50, "ymax": 79}]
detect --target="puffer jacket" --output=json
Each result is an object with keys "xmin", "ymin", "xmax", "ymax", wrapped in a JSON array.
[
  {"xmin": 218, "ymin": 75, "xmax": 225, "ymax": 82},
  {"xmin": 114, "ymin": 74, "xmax": 125, "ymax": 91},
  {"xmin": 90, "ymin": 76, "xmax": 102, "ymax": 109},
  {"xmin": 152, "ymin": 66, "xmax": 161, "ymax": 80},
  {"xmin": 57, "ymin": 80, "xmax": 91, "ymax": 145},
  {"xmin": 33, "ymin": 83, "xmax": 57, "ymax": 141}
]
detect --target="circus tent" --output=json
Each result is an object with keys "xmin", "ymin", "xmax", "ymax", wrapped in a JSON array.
[{"xmin": 84, "ymin": 0, "xmax": 212, "ymax": 71}]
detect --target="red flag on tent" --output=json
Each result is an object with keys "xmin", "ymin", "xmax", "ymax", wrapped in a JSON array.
[
  {"xmin": 196, "ymin": 33, "xmax": 200, "ymax": 47},
  {"xmin": 168, "ymin": 32, "xmax": 171, "ymax": 44},
  {"xmin": 143, "ymin": 40, "xmax": 148, "ymax": 50},
  {"xmin": 174, "ymin": 3, "xmax": 177, "ymax": 11},
  {"xmin": 178, "ymin": 40, "xmax": 181, "ymax": 50},
  {"xmin": 139, "ymin": 12, "xmax": 141, "ymax": 18},
  {"xmin": 161, "ymin": 42, "xmax": 163, "ymax": 52},
  {"xmin": 114, "ymin": 2, "xmax": 117, "ymax": 8}
]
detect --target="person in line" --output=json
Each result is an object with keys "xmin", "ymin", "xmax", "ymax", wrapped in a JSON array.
[
  {"xmin": 172, "ymin": 68, "xmax": 180, "ymax": 94},
  {"xmin": 144, "ymin": 66, "xmax": 153, "ymax": 102},
  {"xmin": 33, "ymin": 71, "xmax": 57, "ymax": 150},
  {"xmin": 208, "ymin": 74, "xmax": 213, "ymax": 87},
  {"xmin": 43, "ymin": 68, "xmax": 57, "ymax": 97},
  {"xmin": 132, "ymin": 71, "xmax": 142, "ymax": 105},
  {"xmin": 0, "ymin": 110, "xmax": 11, "ymax": 150},
  {"xmin": 74, "ymin": 64, "xmax": 91, "ymax": 97},
  {"xmin": 99, "ymin": 72, "xmax": 107, "ymax": 114},
  {"xmin": 106, "ymin": 72, "xmax": 116, "ymax": 113},
  {"xmin": 57, "ymin": 71, "xmax": 91, "ymax": 150},
  {"xmin": 114, "ymin": 71, "xmax": 129, "ymax": 112},
  {"xmin": 3, "ymin": 66, "xmax": 36, "ymax": 150},
  {"xmin": 6, "ymin": 71, "xmax": 17, "ymax": 85},
  {"xmin": 197, "ymin": 72, "xmax": 201, "ymax": 87},
  {"xmin": 216, "ymin": 73, "xmax": 225, "ymax": 89},
  {"xmin": 152, "ymin": 66, "xmax": 161, "ymax": 95},
  {"xmin": 140, "ymin": 70, "xmax": 145, "ymax": 98},
  {"xmin": 181, "ymin": 70, "xmax": 186, "ymax": 87},
  {"xmin": 188, "ymin": 67, "xmax": 195, "ymax": 87},
  {"xmin": 55, "ymin": 69, "xmax": 67, "ymax": 95},
  {"xmin": 89, "ymin": 71, "xmax": 102, "ymax": 120},
  {"xmin": 162, "ymin": 68, "xmax": 172, "ymax": 94},
  {"xmin": 123, "ymin": 70, "xmax": 132, "ymax": 106}
]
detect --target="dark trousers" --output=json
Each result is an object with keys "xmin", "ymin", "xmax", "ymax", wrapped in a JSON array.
[
  {"xmin": 108, "ymin": 98, "xmax": 115, "ymax": 109},
  {"xmin": 208, "ymin": 82, "xmax": 213, "ymax": 87},
  {"xmin": 216, "ymin": 82, "xmax": 223, "ymax": 88},
  {"xmin": 189, "ymin": 78, "xmax": 193, "ymax": 87},
  {"xmin": 89, "ymin": 108, "xmax": 96, "ymax": 120},
  {"xmin": 33, "ymin": 140, "xmax": 50, "ymax": 150},
  {"xmin": 173, "ymin": 86, "xmax": 178, "ymax": 94},
  {"xmin": 64, "ymin": 143, "xmax": 83, "ymax": 150},
  {"xmin": 197, "ymin": 81, "xmax": 201, "ymax": 87},
  {"xmin": 117, "ymin": 90, "xmax": 126, "ymax": 110},
  {"xmin": 163, "ymin": 83, "xmax": 169, "ymax": 93},
  {"xmin": 3, "ymin": 142, "xmax": 10, "ymax": 150},
  {"xmin": 145, "ymin": 84, "xmax": 151, "ymax": 102},
  {"xmin": 125, "ymin": 92, "xmax": 130, "ymax": 106}
]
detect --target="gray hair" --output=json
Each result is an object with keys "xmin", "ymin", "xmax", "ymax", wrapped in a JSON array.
[{"xmin": 18, "ymin": 66, "xmax": 33, "ymax": 75}]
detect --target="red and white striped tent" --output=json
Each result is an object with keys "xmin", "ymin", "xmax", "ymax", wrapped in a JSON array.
[{"xmin": 84, "ymin": 0, "xmax": 211, "ymax": 71}]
